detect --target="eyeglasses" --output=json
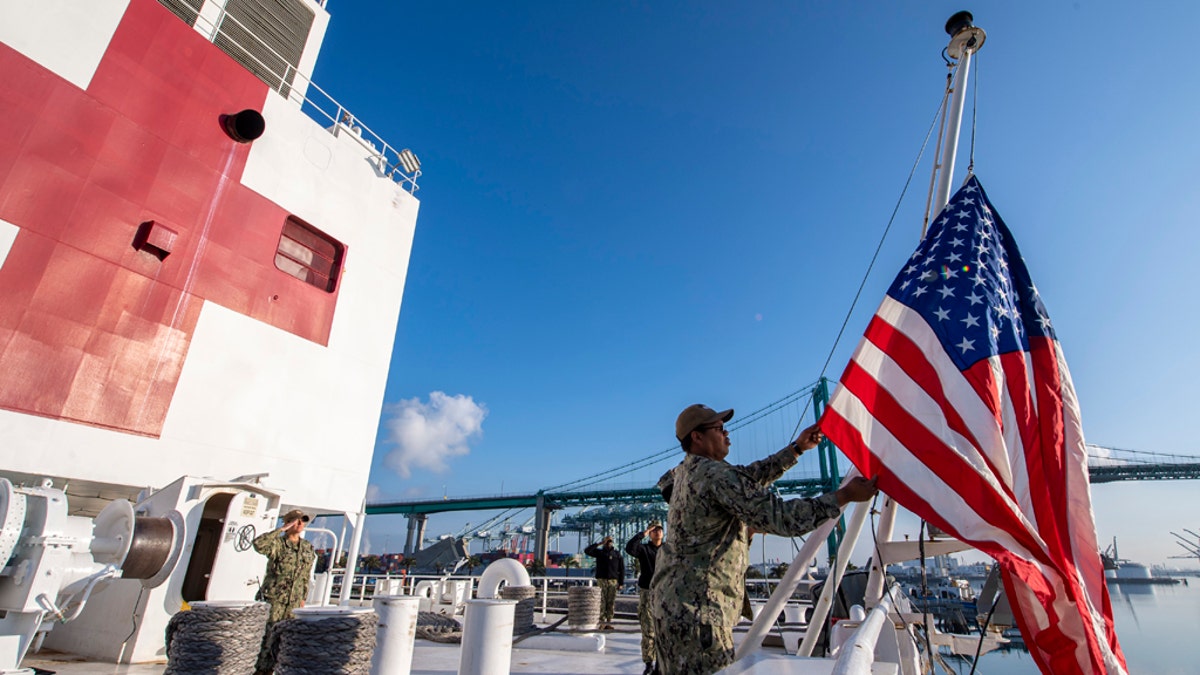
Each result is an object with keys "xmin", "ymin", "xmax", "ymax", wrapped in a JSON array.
[{"xmin": 696, "ymin": 424, "xmax": 726, "ymax": 434}]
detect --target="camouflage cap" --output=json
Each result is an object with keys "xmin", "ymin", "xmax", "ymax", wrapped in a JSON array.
[
  {"xmin": 649, "ymin": 520, "xmax": 663, "ymax": 530},
  {"xmin": 675, "ymin": 404, "xmax": 734, "ymax": 441},
  {"xmin": 282, "ymin": 508, "xmax": 310, "ymax": 523}
]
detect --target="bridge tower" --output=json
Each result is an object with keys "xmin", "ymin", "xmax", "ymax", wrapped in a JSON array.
[{"xmin": 814, "ymin": 377, "xmax": 847, "ymax": 559}]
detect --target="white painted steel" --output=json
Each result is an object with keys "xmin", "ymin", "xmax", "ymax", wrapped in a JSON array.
[
  {"xmin": 830, "ymin": 588, "xmax": 897, "ymax": 675},
  {"xmin": 477, "ymin": 558, "xmax": 531, "ymax": 599},
  {"xmin": 734, "ymin": 514, "xmax": 840, "ymax": 661},
  {"xmin": 293, "ymin": 605, "xmax": 373, "ymax": 621},
  {"xmin": 339, "ymin": 502, "xmax": 368, "ymax": 606},
  {"xmin": 0, "ymin": 29, "xmax": 420, "ymax": 519},
  {"xmin": 43, "ymin": 477, "xmax": 279, "ymax": 663},
  {"xmin": 370, "ymin": 595, "xmax": 419, "ymax": 675},
  {"xmin": 931, "ymin": 41, "xmax": 976, "ymax": 214},
  {"xmin": 458, "ymin": 599, "xmax": 517, "ymax": 675},
  {"xmin": 512, "ymin": 633, "xmax": 605, "ymax": 652},
  {"xmin": 736, "ymin": 469, "xmax": 864, "ymax": 662},
  {"xmin": 863, "ymin": 497, "xmax": 898, "ymax": 605},
  {"xmin": 0, "ymin": 0, "xmax": 129, "ymax": 90},
  {"xmin": 188, "ymin": 0, "xmax": 329, "ymax": 101},
  {"xmin": 798, "ymin": 498, "xmax": 872, "ymax": 657},
  {"xmin": 0, "ymin": 219, "xmax": 19, "ymax": 273}
]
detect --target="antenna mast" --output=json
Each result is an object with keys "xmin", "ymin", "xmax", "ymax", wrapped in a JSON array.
[
  {"xmin": 930, "ymin": 11, "xmax": 987, "ymax": 219},
  {"xmin": 864, "ymin": 11, "xmax": 988, "ymax": 606}
]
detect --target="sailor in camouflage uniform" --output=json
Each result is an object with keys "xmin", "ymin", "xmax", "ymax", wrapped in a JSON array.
[
  {"xmin": 583, "ymin": 535, "xmax": 625, "ymax": 629},
  {"xmin": 650, "ymin": 404, "xmax": 877, "ymax": 675},
  {"xmin": 626, "ymin": 521, "xmax": 664, "ymax": 674},
  {"xmin": 253, "ymin": 508, "xmax": 317, "ymax": 674}
]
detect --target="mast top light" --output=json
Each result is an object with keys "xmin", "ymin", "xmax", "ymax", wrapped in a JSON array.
[
  {"xmin": 945, "ymin": 11, "xmax": 975, "ymax": 36},
  {"xmin": 945, "ymin": 11, "xmax": 986, "ymax": 60}
]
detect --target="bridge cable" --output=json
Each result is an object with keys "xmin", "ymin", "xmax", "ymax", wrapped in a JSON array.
[{"xmin": 787, "ymin": 90, "xmax": 948, "ymax": 442}]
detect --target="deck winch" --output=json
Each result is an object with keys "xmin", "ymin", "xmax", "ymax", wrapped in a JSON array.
[{"xmin": 0, "ymin": 477, "xmax": 182, "ymax": 672}]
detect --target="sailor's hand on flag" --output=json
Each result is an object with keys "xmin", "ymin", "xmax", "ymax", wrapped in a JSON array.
[
  {"xmin": 791, "ymin": 424, "xmax": 825, "ymax": 454},
  {"xmin": 835, "ymin": 476, "xmax": 879, "ymax": 506}
]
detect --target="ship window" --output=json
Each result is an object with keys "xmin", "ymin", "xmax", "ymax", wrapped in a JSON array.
[{"xmin": 275, "ymin": 217, "xmax": 343, "ymax": 292}]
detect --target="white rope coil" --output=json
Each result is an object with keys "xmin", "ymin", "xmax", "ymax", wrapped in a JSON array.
[{"xmin": 164, "ymin": 601, "xmax": 268, "ymax": 674}]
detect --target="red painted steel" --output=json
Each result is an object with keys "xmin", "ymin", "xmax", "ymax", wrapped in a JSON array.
[{"xmin": 0, "ymin": 0, "xmax": 341, "ymax": 436}]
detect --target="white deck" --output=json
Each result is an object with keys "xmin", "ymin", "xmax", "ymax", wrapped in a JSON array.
[{"xmin": 20, "ymin": 617, "xmax": 830, "ymax": 675}]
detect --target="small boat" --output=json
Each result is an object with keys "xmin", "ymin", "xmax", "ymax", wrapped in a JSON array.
[{"xmin": 1103, "ymin": 538, "xmax": 1181, "ymax": 585}]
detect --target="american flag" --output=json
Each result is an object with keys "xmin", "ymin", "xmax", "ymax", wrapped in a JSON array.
[{"xmin": 821, "ymin": 175, "xmax": 1127, "ymax": 674}]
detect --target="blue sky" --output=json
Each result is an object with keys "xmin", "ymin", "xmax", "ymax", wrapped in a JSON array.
[{"xmin": 311, "ymin": 1, "xmax": 1200, "ymax": 566}]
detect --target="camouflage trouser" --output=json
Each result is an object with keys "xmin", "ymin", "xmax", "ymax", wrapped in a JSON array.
[
  {"xmin": 255, "ymin": 601, "xmax": 299, "ymax": 673},
  {"xmin": 256, "ymin": 619, "xmax": 279, "ymax": 673},
  {"xmin": 651, "ymin": 616, "xmax": 734, "ymax": 675},
  {"xmin": 597, "ymin": 578, "xmax": 618, "ymax": 623},
  {"xmin": 637, "ymin": 588, "xmax": 656, "ymax": 664}
]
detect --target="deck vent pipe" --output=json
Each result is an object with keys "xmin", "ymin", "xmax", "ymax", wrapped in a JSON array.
[
  {"xmin": 370, "ymin": 595, "xmax": 420, "ymax": 675},
  {"xmin": 222, "ymin": 109, "xmax": 266, "ymax": 143},
  {"xmin": 458, "ymin": 598, "xmax": 517, "ymax": 675}
]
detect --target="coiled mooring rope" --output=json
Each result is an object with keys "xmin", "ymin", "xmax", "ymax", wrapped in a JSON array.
[
  {"xmin": 164, "ymin": 601, "xmax": 268, "ymax": 675},
  {"xmin": 268, "ymin": 612, "xmax": 378, "ymax": 674},
  {"xmin": 499, "ymin": 585, "xmax": 537, "ymax": 634},
  {"xmin": 415, "ymin": 610, "xmax": 462, "ymax": 643},
  {"xmin": 567, "ymin": 586, "xmax": 601, "ymax": 630}
]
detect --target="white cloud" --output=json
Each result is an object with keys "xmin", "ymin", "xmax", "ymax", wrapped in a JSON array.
[
  {"xmin": 365, "ymin": 484, "xmax": 382, "ymax": 503},
  {"xmin": 381, "ymin": 392, "xmax": 487, "ymax": 478}
]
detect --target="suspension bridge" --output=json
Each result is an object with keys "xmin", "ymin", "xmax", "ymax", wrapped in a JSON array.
[{"xmin": 367, "ymin": 379, "xmax": 1200, "ymax": 563}]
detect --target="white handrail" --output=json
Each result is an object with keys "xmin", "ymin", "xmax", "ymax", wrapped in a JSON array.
[
  {"xmin": 830, "ymin": 585, "xmax": 898, "ymax": 675},
  {"xmin": 164, "ymin": 0, "xmax": 420, "ymax": 192},
  {"xmin": 798, "ymin": 495, "xmax": 871, "ymax": 657},
  {"xmin": 734, "ymin": 512, "xmax": 841, "ymax": 661}
]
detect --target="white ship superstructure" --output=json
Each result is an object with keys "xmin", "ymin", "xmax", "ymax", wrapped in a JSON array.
[{"xmin": 0, "ymin": 0, "xmax": 419, "ymax": 663}]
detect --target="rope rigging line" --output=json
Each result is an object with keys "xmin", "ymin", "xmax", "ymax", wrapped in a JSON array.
[
  {"xmin": 921, "ymin": 53, "xmax": 955, "ymax": 239},
  {"xmin": 788, "ymin": 91, "xmax": 949, "ymax": 441},
  {"xmin": 543, "ymin": 380, "xmax": 824, "ymax": 493},
  {"xmin": 968, "ymin": 52, "xmax": 979, "ymax": 174},
  {"xmin": 547, "ymin": 82, "xmax": 949, "ymax": 494}
]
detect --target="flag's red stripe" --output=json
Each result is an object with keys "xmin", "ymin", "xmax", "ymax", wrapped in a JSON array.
[
  {"xmin": 864, "ymin": 316, "xmax": 1016, "ymax": 502},
  {"xmin": 1007, "ymin": 344, "xmax": 1102, "ymax": 671},
  {"xmin": 999, "ymin": 567, "xmax": 1055, "ymax": 675},
  {"xmin": 998, "ymin": 350, "xmax": 1055, "ymax": 536},
  {"xmin": 838, "ymin": 360, "xmax": 1054, "ymax": 566},
  {"xmin": 1028, "ymin": 338, "xmax": 1115, "ymax": 672},
  {"xmin": 822, "ymin": 406, "xmax": 1025, "ymax": 563},
  {"xmin": 1028, "ymin": 339, "xmax": 1070, "ymax": 558}
]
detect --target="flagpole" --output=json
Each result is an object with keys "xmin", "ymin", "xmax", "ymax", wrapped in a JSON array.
[
  {"xmin": 931, "ymin": 12, "xmax": 986, "ymax": 215},
  {"xmin": 865, "ymin": 11, "xmax": 986, "ymax": 609}
]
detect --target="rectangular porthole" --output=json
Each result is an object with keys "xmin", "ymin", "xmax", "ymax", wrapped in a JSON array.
[{"xmin": 275, "ymin": 216, "xmax": 343, "ymax": 292}]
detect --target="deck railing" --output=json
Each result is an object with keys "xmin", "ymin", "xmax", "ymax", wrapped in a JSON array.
[
  {"xmin": 164, "ymin": 0, "xmax": 421, "ymax": 193},
  {"xmin": 321, "ymin": 571, "xmax": 603, "ymax": 622}
]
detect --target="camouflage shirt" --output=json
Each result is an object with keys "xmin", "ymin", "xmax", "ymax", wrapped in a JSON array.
[
  {"xmin": 650, "ymin": 447, "xmax": 841, "ymax": 634},
  {"xmin": 253, "ymin": 530, "xmax": 316, "ymax": 622}
]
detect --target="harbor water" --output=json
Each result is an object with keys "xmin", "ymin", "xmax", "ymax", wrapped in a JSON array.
[{"xmin": 943, "ymin": 578, "xmax": 1200, "ymax": 674}]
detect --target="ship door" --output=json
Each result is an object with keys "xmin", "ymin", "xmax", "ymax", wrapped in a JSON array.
[{"xmin": 181, "ymin": 492, "xmax": 234, "ymax": 602}]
